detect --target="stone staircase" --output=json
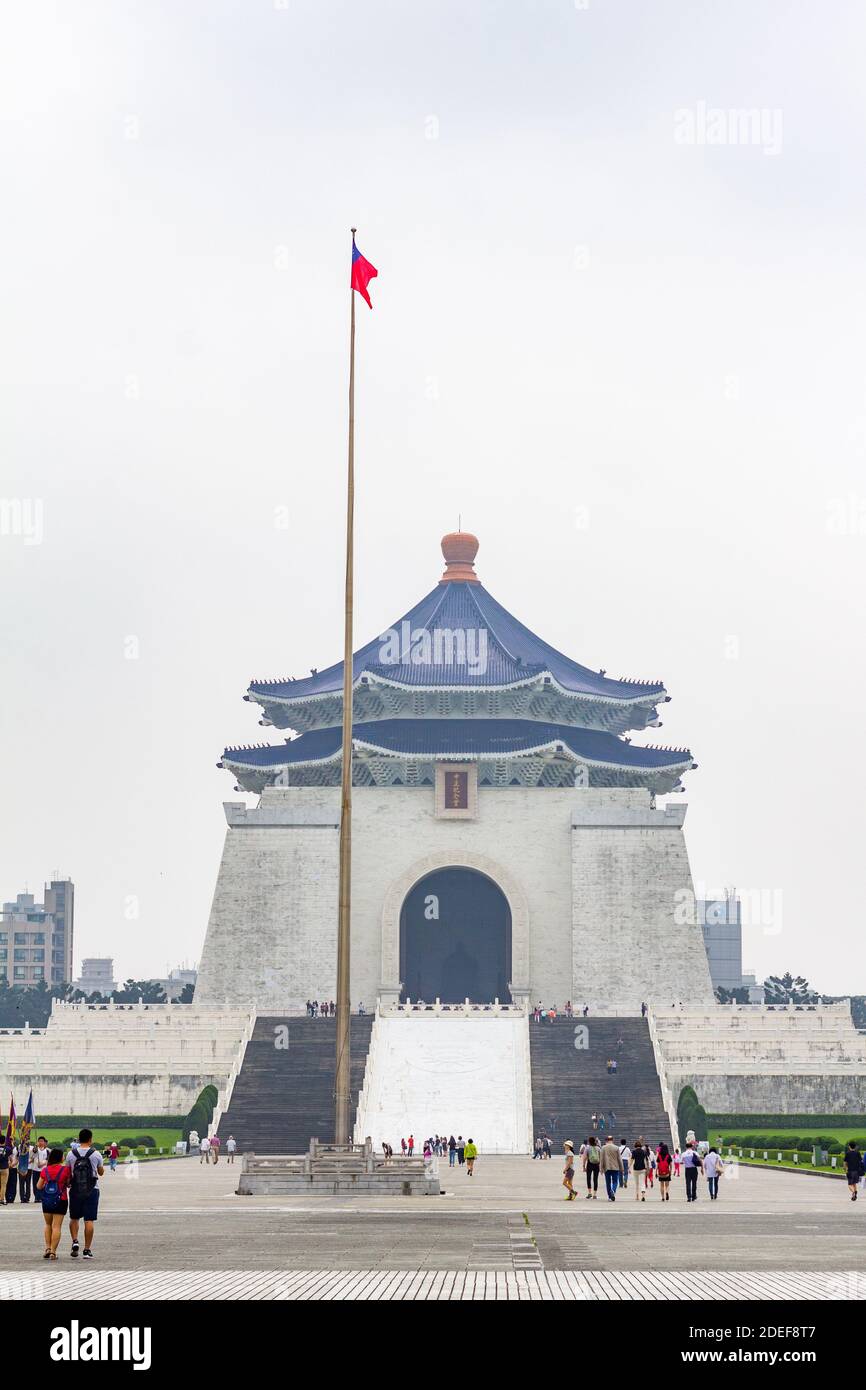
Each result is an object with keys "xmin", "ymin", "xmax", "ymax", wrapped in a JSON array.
[
  {"xmin": 220, "ymin": 1014, "xmax": 374, "ymax": 1153},
  {"xmin": 529, "ymin": 1017, "xmax": 672, "ymax": 1147},
  {"xmin": 354, "ymin": 1012, "xmax": 534, "ymax": 1154}
]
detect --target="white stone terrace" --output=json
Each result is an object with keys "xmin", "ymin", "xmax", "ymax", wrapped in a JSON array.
[{"xmin": 652, "ymin": 1002, "xmax": 866, "ymax": 1072}]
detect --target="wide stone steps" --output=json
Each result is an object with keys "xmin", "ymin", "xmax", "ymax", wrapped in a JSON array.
[
  {"xmin": 529, "ymin": 1017, "xmax": 672, "ymax": 1147},
  {"xmin": 220, "ymin": 1015, "xmax": 374, "ymax": 1153}
]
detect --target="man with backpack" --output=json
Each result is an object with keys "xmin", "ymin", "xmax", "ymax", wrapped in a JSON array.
[{"xmin": 66, "ymin": 1128, "xmax": 104, "ymax": 1259}]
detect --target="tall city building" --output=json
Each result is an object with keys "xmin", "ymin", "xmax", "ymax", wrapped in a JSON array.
[
  {"xmin": 699, "ymin": 892, "xmax": 745, "ymax": 992},
  {"xmin": 0, "ymin": 879, "xmax": 75, "ymax": 987}
]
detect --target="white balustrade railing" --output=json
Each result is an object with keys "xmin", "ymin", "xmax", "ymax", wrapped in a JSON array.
[
  {"xmin": 209, "ymin": 1008, "xmax": 257, "ymax": 1136},
  {"xmin": 646, "ymin": 1007, "xmax": 680, "ymax": 1152},
  {"xmin": 379, "ymin": 997, "xmax": 525, "ymax": 1017}
]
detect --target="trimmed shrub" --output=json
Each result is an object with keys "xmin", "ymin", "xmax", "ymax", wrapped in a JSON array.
[
  {"xmin": 182, "ymin": 1085, "xmax": 219, "ymax": 1145},
  {"xmin": 677, "ymin": 1085, "xmax": 708, "ymax": 1142}
]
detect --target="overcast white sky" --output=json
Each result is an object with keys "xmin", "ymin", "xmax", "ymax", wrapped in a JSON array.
[{"xmin": 2, "ymin": 0, "xmax": 865, "ymax": 992}]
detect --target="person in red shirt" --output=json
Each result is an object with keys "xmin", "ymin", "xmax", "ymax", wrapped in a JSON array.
[{"xmin": 37, "ymin": 1148, "xmax": 71, "ymax": 1259}]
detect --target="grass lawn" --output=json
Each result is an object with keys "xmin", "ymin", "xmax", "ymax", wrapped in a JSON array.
[{"xmin": 31, "ymin": 1127, "xmax": 182, "ymax": 1153}]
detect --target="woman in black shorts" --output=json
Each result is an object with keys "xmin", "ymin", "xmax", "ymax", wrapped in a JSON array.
[{"xmin": 37, "ymin": 1147, "xmax": 70, "ymax": 1259}]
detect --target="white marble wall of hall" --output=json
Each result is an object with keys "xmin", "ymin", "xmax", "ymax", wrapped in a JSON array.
[{"xmin": 195, "ymin": 784, "xmax": 714, "ymax": 1013}]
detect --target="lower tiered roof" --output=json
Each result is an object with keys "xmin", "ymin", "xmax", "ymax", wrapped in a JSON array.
[{"xmin": 220, "ymin": 719, "xmax": 695, "ymax": 794}]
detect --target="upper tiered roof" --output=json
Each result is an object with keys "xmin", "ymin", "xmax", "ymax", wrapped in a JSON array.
[
  {"xmin": 220, "ymin": 530, "xmax": 695, "ymax": 795},
  {"xmin": 246, "ymin": 532, "xmax": 670, "ymax": 736}
]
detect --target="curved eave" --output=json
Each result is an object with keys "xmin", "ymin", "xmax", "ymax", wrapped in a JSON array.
[
  {"xmin": 250, "ymin": 668, "xmax": 666, "ymax": 709},
  {"xmin": 220, "ymin": 722, "xmax": 694, "ymax": 797}
]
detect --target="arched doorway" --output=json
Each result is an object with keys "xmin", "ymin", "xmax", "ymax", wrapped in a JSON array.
[{"xmin": 399, "ymin": 867, "xmax": 512, "ymax": 1003}]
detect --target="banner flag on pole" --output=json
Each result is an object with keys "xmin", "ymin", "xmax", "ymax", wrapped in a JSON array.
[
  {"xmin": 20, "ymin": 1089, "xmax": 35, "ymax": 1146},
  {"xmin": 5, "ymin": 1095, "xmax": 15, "ymax": 1147},
  {"xmin": 351, "ymin": 236, "xmax": 378, "ymax": 308}
]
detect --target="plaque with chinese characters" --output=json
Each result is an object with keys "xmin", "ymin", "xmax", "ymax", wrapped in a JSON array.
[{"xmin": 434, "ymin": 762, "xmax": 477, "ymax": 819}]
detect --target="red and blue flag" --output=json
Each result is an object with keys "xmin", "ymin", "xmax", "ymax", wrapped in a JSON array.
[{"xmin": 351, "ymin": 237, "xmax": 378, "ymax": 309}]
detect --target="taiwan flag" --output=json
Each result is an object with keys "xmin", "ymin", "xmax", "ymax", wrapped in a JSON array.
[{"xmin": 351, "ymin": 236, "xmax": 378, "ymax": 308}]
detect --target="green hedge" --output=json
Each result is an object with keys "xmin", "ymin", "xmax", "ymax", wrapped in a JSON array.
[
  {"xmin": 723, "ymin": 1145, "xmax": 847, "ymax": 1169},
  {"xmin": 718, "ymin": 1133, "xmax": 866, "ymax": 1153}
]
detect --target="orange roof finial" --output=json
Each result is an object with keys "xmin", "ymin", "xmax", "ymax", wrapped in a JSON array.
[{"xmin": 439, "ymin": 529, "xmax": 480, "ymax": 584}]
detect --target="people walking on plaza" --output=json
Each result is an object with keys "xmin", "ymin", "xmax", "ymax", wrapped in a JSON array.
[
  {"xmin": 464, "ymin": 1138, "xmax": 478, "ymax": 1176},
  {"xmin": 210, "ymin": 1134, "xmax": 221, "ymax": 1164},
  {"xmin": 703, "ymin": 1146, "xmax": 724, "ymax": 1200},
  {"xmin": 682, "ymin": 1141, "xmax": 703, "ymax": 1202},
  {"xmin": 591, "ymin": 1111, "xmax": 597, "ymax": 1130},
  {"xmin": 457, "ymin": 1135, "xmax": 465, "ymax": 1165},
  {"xmin": 67, "ymin": 1129, "xmax": 104, "ymax": 1259},
  {"xmin": 583, "ymin": 1135, "xmax": 601, "ymax": 1198},
  {"xmin": 600, "ymin": 1136, "xmax": 624, "ymax": 1201},
  {"xmin": 37, "ymin": 1147, "xmax": 70, "ymax": 1259},
  {"xmin": 448, "ymin": 1135, "xmax": 457, "ymax": 1166},
  {"xmin": 542, "ymin": 1134, "xmax": 552, "ymax": 1159},
  {"xmin": 564, "ymin": 1001, "xmax": 573, "ymax": 1018},
  {"xmin": 199, "ymin": 1135, "xmax": 211, "ymax": 1164},
  {"xmin": 562, "ymin": 1141, "xmax": 576, "ymax": 1200},
  {"xmin": 641, "ymin": 1001, "xmax": 647, "ymax": 1018},
  {"xmin": 844, "ymin": 1141, "xmax": 863, "ymax": 1200},
  {"xmin": 673, "ymin": 1147, "xmax": 681, "ymax": 1177},
  {"xmin": 631, "ymin": 1138, "xmax": 648, "ymax": 1201},
  {"xmin": 407, "ymin": 1134, "xmax": 415, "ymax": 1156},
  {"xmin": 533, "ymin": 1136, "xmax": 543, "ymax": 1159},
  {"xmin": 656, "ymin": 1143, "xmax": 672, "ymax": 1200},
  {"xmin": 646, "ymin": 1146, "xmax": 655, "ymax": 1188},
  {"xmin": 401, "ymin": 1137, "xmax": 407, "ymax": 1155},
  {"xmin": 108, "ymin": 1141, "xmax": 119, "ymax": 1173},
  {"xmin": 619, "ymin": 1139, "xmax": 631, "ymax": 1188},
  {"xmin": 226, "ymin": 1135, "xmax": 237, "ymax": 1164}
]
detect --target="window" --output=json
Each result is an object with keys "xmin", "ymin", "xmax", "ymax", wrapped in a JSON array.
[
  {"xmin": 13, "ymin": 967, "xmax": 25, "ymax": 979},
  {"xmin": 14, "ymin": 950, "xmax": 26, "ymax": 962},
  {"xmin": 52, "ymin": 950, "xmax": 65, "ymax": 965},
  {"xmin": 0, "ymin": 932, "xmax": 7, "ymax": 942},
  {"xmin": 51, "ymin": 968, "xmax": 64, "ymax": 982},
  {"xmin": 31, "ymin": 933, "xmax": 44, "ymax": 944},
  {"xmin": 14, "ymin": 933, "xmax": 27, "ymax": 944},
  {"xmin": 31, "ymin": 967, "xmax": 44, "ymax": 979},
  {"xmin": 33, "ymin": 950, "xmax": 44, "ymax": 962},
  {"xmin": 0, "ymin": 949, "xmax": 6, "ymax": 960}
]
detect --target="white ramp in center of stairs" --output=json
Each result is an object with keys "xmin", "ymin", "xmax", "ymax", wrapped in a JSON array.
[{"xmin": 354, "ymin": 1014, "xmax": 534, "ymax": 1155}]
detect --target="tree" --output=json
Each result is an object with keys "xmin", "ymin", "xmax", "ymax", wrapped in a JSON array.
[
  {"xmin": 112, "ymin": 979, "xmax": 168, "ymax": 1004},
  {"xmin": 177, "ymin": 982, "xmax": 195, "ymax": 1004},
  {"xmin": 763, "ymin": 973, "xmax": 820, "ymax": 1005},
  {"xmin": 715, "ymin": 986, "xmax": 750, "ymax": 1004}
]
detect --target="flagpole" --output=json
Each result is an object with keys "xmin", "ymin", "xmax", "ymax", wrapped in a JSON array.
[{"xmin": 334, "ymin": 229, "xmax": 357, "ymax": 1147}]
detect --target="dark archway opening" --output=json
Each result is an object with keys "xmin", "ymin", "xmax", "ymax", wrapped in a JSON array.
[{"xmin": 399, "ymin": 867, "xmax": 512, "ymax": 1004}]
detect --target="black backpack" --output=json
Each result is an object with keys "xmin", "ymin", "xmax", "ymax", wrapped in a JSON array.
[{"xmin": 71, "ymin": 1147, "xmax": 97, "ymax": 1198}]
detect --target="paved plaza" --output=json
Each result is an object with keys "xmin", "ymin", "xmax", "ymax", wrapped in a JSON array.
[{"xmin": 0, "ymin": 1156, "xmax": 863, "ymax": 1299}]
